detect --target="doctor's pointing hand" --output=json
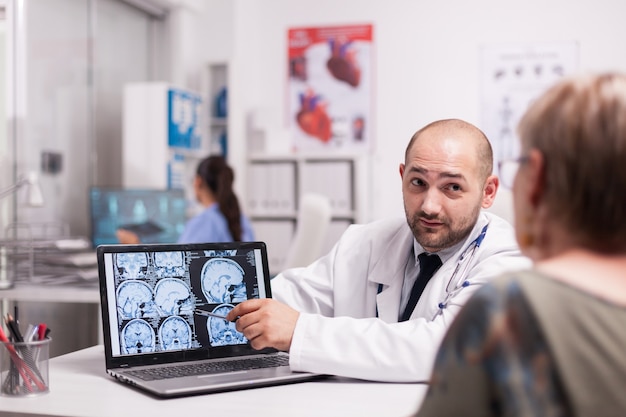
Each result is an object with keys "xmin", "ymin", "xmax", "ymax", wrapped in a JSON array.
[{"xmin": 226, "ymin": 299, "xmax": 299, "ymax": 352}]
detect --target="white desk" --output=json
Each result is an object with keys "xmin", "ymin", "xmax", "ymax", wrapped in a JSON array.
[{"xmin": 0, "ymin": 345, "xmax": 426, "ymax": 417}]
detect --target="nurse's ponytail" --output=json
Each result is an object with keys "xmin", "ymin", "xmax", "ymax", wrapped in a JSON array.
[{"xmin": 196, "ymin": 156, "xmax": 243, "ymax": 241}]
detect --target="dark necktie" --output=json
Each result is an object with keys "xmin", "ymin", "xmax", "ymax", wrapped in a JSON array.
[{"xmin": 400, "ymin": 253, "xmax": 442, "ymax": 322}]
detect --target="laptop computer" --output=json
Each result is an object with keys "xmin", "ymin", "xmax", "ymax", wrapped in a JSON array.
[{"xmin": 96, "ymin": 241, "xmax": 325, "ymax": 398}]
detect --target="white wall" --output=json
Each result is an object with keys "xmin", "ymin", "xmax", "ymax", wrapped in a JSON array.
[
  {"xmin": 166, "ymin": 0, "xmax": 233, "ymax": 90},
  {"xmin": 224, "ymin": 0, "xmax": 626, "ymax": 223}
]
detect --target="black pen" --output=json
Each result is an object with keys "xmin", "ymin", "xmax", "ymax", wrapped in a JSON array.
[{"xmin": 6, "ymin": 314, "xmax": 23, "ymax": 343}]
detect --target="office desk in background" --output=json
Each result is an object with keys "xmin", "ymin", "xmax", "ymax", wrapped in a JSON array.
[{"xmin": 0, "ymin": 345, "xmax": 427, "ymax": 417}]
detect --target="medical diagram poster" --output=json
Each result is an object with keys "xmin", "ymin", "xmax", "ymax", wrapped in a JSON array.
[
  {"xmin": 288, "ymin": 24, "xmax": 373, "ymax": 152},
  {"xmin": 480, "ymin": 42, "xmax": 578, "ymax": 164}
]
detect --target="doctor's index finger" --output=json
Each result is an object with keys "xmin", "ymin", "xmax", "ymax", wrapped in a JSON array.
[{"xmin": 227, "ymin": 299, "xmax": 267, "ymax": 320}]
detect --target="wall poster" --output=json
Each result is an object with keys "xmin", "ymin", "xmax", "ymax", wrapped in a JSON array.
[
  {"xmin": 288, "ymin": 24, "xmax": 373, "ymax": 153},
  {"xmin": 167, "ymin": 88, "xmax": 202, "ymax": 150},
  {"xmin": 480, "ymin": 41, "xmax": 579, "ymax": 164}
]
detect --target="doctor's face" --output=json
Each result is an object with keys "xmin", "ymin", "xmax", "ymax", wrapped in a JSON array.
[{"xmin": 400, "ymin": 126, "xmax": 492, "ymax": 253}]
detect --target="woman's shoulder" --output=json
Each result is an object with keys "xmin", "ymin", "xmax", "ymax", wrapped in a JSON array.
[
  {"xmin": 192, "ymin": 204, "xmax": 222, "ymax": 221},
  {"xmin": 441, "ymin": 272, "xmax": 544, "ymax": 342},
  {"xmin": 184, "ymin": 204, "xmax": 221, "ymax": 227},
  {"xmin": 464, "ymin": 271, "xmax": 564, "ymax": 315}
]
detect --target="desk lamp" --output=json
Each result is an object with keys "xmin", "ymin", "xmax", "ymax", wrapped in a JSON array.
[
  {"xmin": 0, "ymin": 172, "xmax": 44, "ymax": 289},
  {"xmin": 0, "ymin": 172, "xmax": 44, "ymax": 207}
]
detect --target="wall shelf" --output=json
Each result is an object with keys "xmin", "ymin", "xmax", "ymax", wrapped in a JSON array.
[
  {"xmin": 203, "ymin": 62, "xmax": 229, "ymax": 157},
  {"xmin": 246, "ymin": 154, "xmax": 363, "ymax": 274}
]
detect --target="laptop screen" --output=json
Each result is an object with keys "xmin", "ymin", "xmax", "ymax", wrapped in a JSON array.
[{"xmin": 97, "ymin": 242, "xmax": 272, "ymax": 368}]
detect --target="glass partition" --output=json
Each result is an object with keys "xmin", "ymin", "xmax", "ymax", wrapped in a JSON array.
[{"xmin": 1, "ymin": 0, "xmax": 164, "ymax": 241}]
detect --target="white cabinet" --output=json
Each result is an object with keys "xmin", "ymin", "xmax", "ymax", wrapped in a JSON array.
[{"xmin": 246, "ymin": 154, "xmax": 364, "ymax": 275}]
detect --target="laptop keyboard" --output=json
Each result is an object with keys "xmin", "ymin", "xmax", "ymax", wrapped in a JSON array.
[{"xmin": 125, "ymin": 355, "xmax": 290, "ymax": 381}]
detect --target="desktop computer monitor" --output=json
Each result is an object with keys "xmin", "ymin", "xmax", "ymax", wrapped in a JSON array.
[{"xmin": 89, "ymin": 187, "xmax": 188, "ymax": 247}]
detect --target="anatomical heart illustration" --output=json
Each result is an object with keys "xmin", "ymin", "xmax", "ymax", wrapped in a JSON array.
[
  {"xmin": 327, "ymin": 38, "xmax": 361, "ymax": 88},
  {"xmin": 288, "ymin": 24, "xmax": 373, "ymax": 152},
  {"xmin": 296, "ymin": 89, "xmax": 332, "ymax": 142}
]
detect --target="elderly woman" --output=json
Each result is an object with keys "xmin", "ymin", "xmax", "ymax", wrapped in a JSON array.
[{"xmin": 415, "ymin": 73, "xmax": 626, "ymax": 416}]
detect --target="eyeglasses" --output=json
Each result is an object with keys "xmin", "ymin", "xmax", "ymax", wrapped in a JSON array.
[{"xmin": 498, "ymin": 156, "xmax": 529, "ymax": 189}]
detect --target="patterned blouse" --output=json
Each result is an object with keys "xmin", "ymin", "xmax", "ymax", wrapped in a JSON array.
[{"xmin": 415, "ymin": 271, "xmax": 626, "ymax": 417}]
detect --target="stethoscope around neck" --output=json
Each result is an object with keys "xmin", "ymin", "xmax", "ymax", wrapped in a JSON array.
[{"xmin": 376, "ymin": 223, "xmax": 489, "ymax": 319}]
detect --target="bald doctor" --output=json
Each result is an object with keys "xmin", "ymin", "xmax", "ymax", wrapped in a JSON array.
[{"xmin": 227, "ymin": 119, "xmax": 531, "ymax": 382}]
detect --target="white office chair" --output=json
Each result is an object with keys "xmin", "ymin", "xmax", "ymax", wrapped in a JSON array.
[{"xmin": 281, "ymin": 193, "xmax": 332, "ymax": 271}]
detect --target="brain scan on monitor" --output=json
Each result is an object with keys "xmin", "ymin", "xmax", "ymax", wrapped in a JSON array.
[
  {"xmin": 115, "ymin": 252, "xmax": 149, "ymax": 278},
  {"xmin": 207, "ymin": 304, "xmax": 247, "ymax": 346},
  {"xmin": 200, "ymin": 258, "xmax": 247, "ymax": 304},
  {"xmin": 122, "ymin": 318, "xmax": 156, "ymax": 354},
  {"xmin": 154, "ymin": 278, "xmax": 193, "ymax": 316},
  {"xmin": 158, "ymin": 315, "xmax": 192, "ymax": 351},
  {"xmin": 116, "ymin": 280, "xmax": 158, "ymax": 319},
  {"xmin": 154, "ymin": 251, "xmax": 185, "ymax": 277}
]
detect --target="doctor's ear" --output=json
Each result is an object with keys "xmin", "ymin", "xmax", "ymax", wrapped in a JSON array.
[
  {"xmin": 480, "ymin": 175, "xmax": 499, "ymax": 209},
  {"xmin": 399, "ymin": 163, "xmax": 406, "ymax": 179}
]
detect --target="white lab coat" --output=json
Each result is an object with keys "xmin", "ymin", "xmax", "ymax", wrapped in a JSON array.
[{"xmin": 271, "ymin": 211, "xmax": 531, "ymax": 382}]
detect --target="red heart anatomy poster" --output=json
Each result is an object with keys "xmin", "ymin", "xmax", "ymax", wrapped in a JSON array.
[{"xmin": 287, "ymin": 24, "xmax": 373, "ymax": 153}]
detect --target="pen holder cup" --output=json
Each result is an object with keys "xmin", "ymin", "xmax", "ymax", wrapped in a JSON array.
[{"xmin": 0, "ymin": 338, "xmax": 51, "ymax": 397}]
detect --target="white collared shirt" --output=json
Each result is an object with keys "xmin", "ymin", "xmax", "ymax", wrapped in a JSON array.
[{"xmin": 399, "ymin": 238, "xmax": 464, "ymax": 318}]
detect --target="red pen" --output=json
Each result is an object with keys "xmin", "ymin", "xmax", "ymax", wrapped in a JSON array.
[
  {"xmin": 0, "ymin": 324, "xmax": 10, "ymax": 344},
  {"xmin": 37, "ymin": 323, "xmax": 47, "ymax": 341}
]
